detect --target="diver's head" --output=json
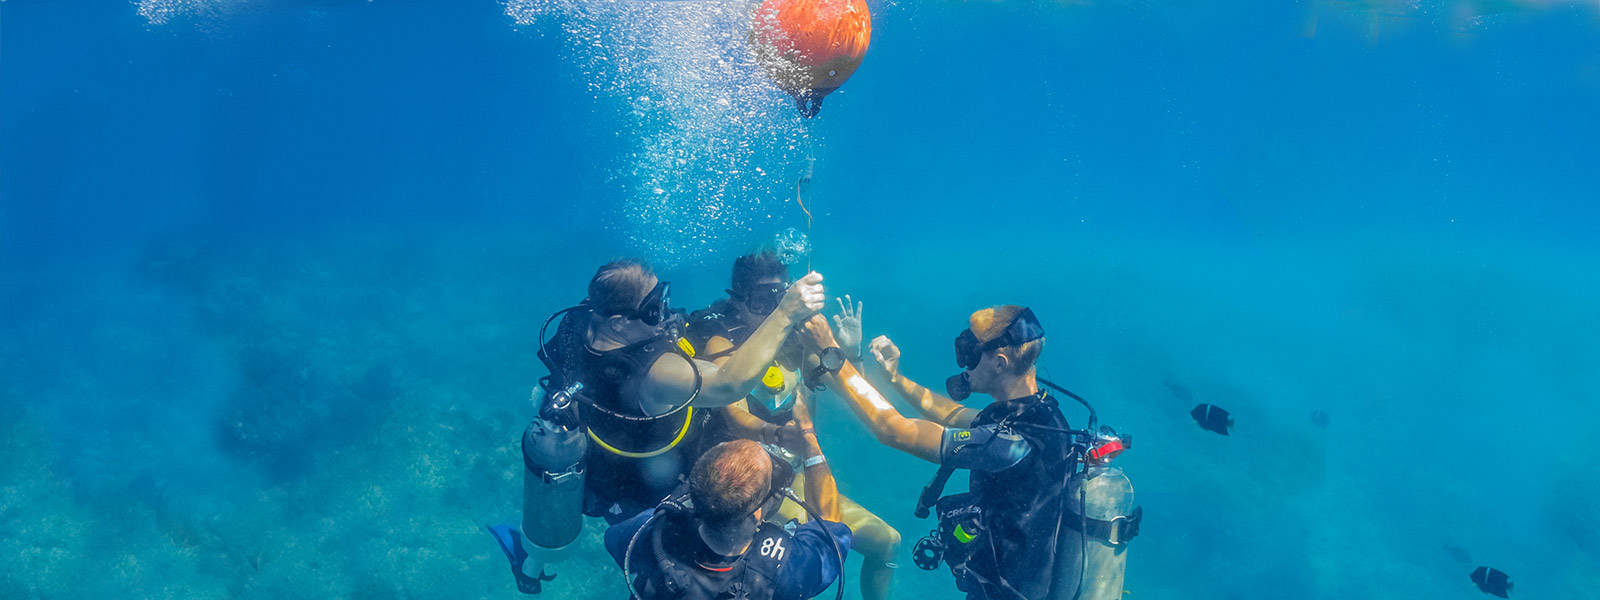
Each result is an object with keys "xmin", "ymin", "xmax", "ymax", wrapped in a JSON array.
[
  {"xmin": 690, "ymin": 439, "xmax": 779, "ymax": 553},
  {"xmin": 947, "ymin": 306, "xmax": 1045, "ymax": 401},
  {"xmin": 588, "ymin": 259, "xmax": 674, "ymax": 345},
  {"xmin": 728, "ymin": 250, "xmax": 790, "ymax": 319}
]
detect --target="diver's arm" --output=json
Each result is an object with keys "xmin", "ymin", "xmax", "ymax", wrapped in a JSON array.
[
  {"xmin": 695, "ymin": 272, "xmax": 825, "ymax": 406},
  {"xmin": 705, "ymin": 335, "xmax": 779, "ymax": 441},
  {"xmin": 869, "ymin": 335, "xmax": 978, "ymax": 428},
  {"xmin": 894, "ymin": 375, "xmax": 978, "ymax": 428},
  {"xmin": 640, "ymin": 314, "xmax": 801, "ymax": 413},
  {"xmin": 802, "ymin": 317, "xmax": 943, "ymax": 463},
  {"xmin": 719, "ymin": 399, "xmax": 780, "ymax": 443},
  {"xmin": 822, "ymin": 363, "xmax": 944, "ymax": 463},
  {"xmin": 705, "ymin": 335, "xmax": 801, "ymax": 446},
  {"xmin": 792, "ymin": 395, "xmax": 841, "ymax": 522}
]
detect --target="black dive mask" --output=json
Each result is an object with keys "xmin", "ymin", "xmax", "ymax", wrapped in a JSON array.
[
  {"xmin": 761, "ymin": 447, "xmax": 797, "ymax": 519},
  {"xmin": 734, "ymin": 282, "xmax": 787, "ymax": 316},
  {"xmin": 945, "ymin": 372, "xmax": 973, "ymax": 402},
  {"xmin": 624, "ymin": 280, "xmax": 673, "ymax": 326},
  {"xmin": 952, "ymin": 307, "xmax": 1046, "ymax": 370},
  {"xmin": 735, "ymin": 446, "xmax": 797, "ymax": 524}
]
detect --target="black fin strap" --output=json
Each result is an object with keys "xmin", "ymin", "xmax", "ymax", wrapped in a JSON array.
[{"xmin": 914, "ymin": 466, "xmax": 957, "ymax": 519}]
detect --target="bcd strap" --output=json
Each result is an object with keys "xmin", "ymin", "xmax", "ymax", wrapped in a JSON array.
[
  {"xmin": 1066, "ymin": 505, "xmax": 1143, "ymax": 546},
  {"xmin": 914, "ymin": 466, "xmax": 957, "ymax": 519}
]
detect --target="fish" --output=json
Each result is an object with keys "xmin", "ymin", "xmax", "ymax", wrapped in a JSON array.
[
  {"xmin": 1310, "ymin": 409, "xmax": 1331, "ymax": 428},
  {"xmin": 1470, "ymin": 566, "xmax": 1512, "ymax": 598},
  {"xmin": 1443, "ymin": 543, "xmax": 1472, "ymax": 563},
  {"xmin": 1190, "ymin": 404, "xmax": 1233, "ymax": 436}
]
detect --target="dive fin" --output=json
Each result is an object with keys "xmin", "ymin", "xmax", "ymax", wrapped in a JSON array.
[{"xmin": 486, "ymin": 523, "xmax": 556, "ymax": 594}]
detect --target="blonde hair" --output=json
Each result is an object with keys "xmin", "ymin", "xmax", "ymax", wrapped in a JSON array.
[{"xmin": 969, "ymin": 305, "xmax": 1044, "ymax": 374}]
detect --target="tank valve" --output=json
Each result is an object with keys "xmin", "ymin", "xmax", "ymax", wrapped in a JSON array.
[
  {"xmin": 1084, "ymin": 426, "xmax": 1130, "ymax": 464},
  {"xmin": 538, "ymin": 381, "xmax": 584, "ymax": 431}
]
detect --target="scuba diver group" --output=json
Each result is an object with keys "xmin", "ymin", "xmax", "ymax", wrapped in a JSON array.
[{"xmin": 486, "ymin": 250, "xmax": 1142, "ymax": 600}]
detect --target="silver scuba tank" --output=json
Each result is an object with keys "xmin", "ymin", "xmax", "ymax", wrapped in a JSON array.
[
  {"xmin": 521, "ymin": 384, "xmax": 588, "ymax": 549},
  {"xmin": 1055, "ymin": 465, "xmax": 1137, "ymax": 600}
]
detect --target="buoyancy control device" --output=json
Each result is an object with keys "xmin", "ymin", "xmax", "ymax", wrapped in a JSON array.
[
  {"xmin": 911, "ymin": 379, "xmax": 1141, "ymax": 600},
  {"xmin": 520, "ymin": 303, "xmax": 704, "ymax": 549}
]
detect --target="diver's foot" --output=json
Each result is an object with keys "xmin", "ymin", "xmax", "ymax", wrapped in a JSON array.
[
  {"xmin": 514, "ymin": 570, "xmax": 556, "ymax": 595},
  {"xmin": 486, "ymin": 523, "xmax": 556, "ymax": 594}
]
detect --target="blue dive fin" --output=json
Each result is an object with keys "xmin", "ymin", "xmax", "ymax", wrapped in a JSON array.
[{"xmin": 486, "ymin": 523, "xmax": 555, "ymax": 594}]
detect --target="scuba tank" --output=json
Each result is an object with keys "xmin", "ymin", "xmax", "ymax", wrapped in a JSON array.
[
  {"xmin": 521, "ymin": 382, "xmax": 588, "ymax": 549},
  {"xmin": 1046, "ymin": 385, "xmax": 1140, "ymax": 600},
  {"xmin": 1056, "ymin": 463, "xmax": 1138, "ymax": 600}
]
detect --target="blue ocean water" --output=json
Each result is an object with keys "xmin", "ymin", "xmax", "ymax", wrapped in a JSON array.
[{"xmin": 2, "ymin": 1, "xmax": 1598, "ymax": 598}]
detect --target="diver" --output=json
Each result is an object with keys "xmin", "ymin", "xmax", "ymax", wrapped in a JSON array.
[
  {"xmin": 686, "ymin": 250, "xmax": 902, "ymax": 600},
  {"xmin": 604, "ymin": 397, "xmax": 852, "ymax": 600},
  {"xmin": 795, "ymin": 307, "xmax": 1141, "ymax": 600},
  {"xmin": 487, "ymin": 259, "xmax": 828, "ymax": 594}
]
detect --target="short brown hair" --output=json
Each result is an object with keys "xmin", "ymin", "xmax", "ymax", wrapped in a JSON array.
[
  {"xmin": 969, "ymin": 305, "xmax": 1044, "ymax": 374},
  {"xmin": 731, "ymin": 250, "xmax": 789, "ymax": 295},
  {"xmin": 588, "ymin": 259, "xmax": 655, "ymax": 316},
  {"xmin": 689, "ymin": 440, "xmax": 772, "ymax": 524}
]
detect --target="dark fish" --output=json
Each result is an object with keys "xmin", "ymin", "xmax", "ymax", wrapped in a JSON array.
[
  {"xmin": 1190, "ymin": 404, "xmax": 1233, "ymax": 436},
  {"xmin": 1470, "ymin": 566, "xmax": 1512, "ymax": 598},
  {"xmin": 1164, "ymin": 381, "xmax": 1193, "ymax": 402},
  {"xmin": 1443, "ymin": 543, "xmax": 1472, "ymax": 563},
  {"xmin": 1310, "ymin": 410, "xmax": 1331, "ymax": 428}
]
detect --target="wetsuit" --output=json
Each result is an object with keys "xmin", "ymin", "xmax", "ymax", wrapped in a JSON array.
[{"xmin": 931, "ymin": 391, "xmax": 1074, "ymax": 600}]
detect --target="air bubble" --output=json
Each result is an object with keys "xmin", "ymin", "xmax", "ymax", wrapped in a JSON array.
[{"xmin": 774, "ymin": 228, "xmax": 811, "ymax": 266}]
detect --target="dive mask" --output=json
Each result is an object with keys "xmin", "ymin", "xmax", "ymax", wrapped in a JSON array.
[
  {"xmin": 952, "ymin": 307, "xmax": 1046, "ymax": 370},
  {"xmin": 734, "ymin": 281, "xmax": 788, "ymax": 316},
  {"xmin": 623, "ymin": 280, "xmax": 673, "ymax": 326},
  {"xmin": 750, "ymin": 446, "xmax": 797, "ymax": 522}
]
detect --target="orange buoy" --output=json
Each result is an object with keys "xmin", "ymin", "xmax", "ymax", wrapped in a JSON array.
[{"xmin": 750, "ymin": 0, "xmax": 871, "ymax": 117}]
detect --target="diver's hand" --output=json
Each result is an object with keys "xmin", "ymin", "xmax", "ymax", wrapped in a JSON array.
[
  {"xmin": 799, "ymin": 314, "xmax": 841, "ymax": 351},
  {"xmin": 868, "ymin": 335, "xmax": 901, "ymax": 381},
  {"xmin": 832, "ymin": 295, "xmax": 863, "ymax": 360},
  {"xmin": 769, "ymin": 422, "xmax": 808, "ymax": 455},
  {"xmin": 777, "ymin": 272, "xmax": 826, "ymax": 323}
]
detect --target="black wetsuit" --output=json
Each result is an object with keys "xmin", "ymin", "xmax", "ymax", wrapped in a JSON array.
[{"xmin": 934, "ymin": 391, "xmax": 1074, "ymax": 600}]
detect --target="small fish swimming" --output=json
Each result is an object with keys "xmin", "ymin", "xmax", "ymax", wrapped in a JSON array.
[
  {"xmin": 1190, "ymin": 404, "xmax": 1233, "ymax": 436},
  {"xmin": 1310, "ymin": 409, "xmax": 1331, "ymax": 428},
  {"xmin": 1470, "ymin": 566, "xmax": 1512, "ymax": 598},
  {"xmin": 1443, "ymin": 543, "xmax": 1472, "ymax": 564}
]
